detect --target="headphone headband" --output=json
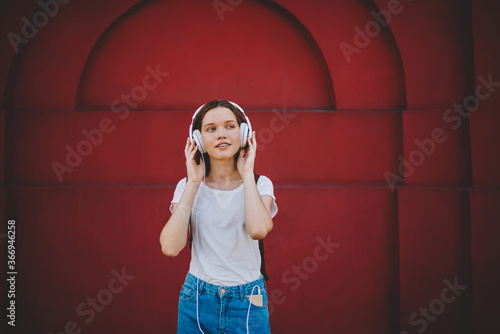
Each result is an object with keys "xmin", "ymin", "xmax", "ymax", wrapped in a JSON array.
[{"xmin": 189, "ymin": 101, "xmax": 252, "ymax": 138}]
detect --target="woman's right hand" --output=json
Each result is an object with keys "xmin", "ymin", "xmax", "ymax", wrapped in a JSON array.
[{"xmin": 185, "ymin": 137, "xmax": 204, "ymax": 183}]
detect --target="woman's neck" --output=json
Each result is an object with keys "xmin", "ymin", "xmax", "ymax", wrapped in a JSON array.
[{"xmin": 206, "ymin": 158, "xmax": 241, "ymax": 183}]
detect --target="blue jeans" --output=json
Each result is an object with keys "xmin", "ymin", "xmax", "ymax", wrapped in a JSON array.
[{"xmin": 177, "ymin": 273, "xmax": 271, "ymax": 334}]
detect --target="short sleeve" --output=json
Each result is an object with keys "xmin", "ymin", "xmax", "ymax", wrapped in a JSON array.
[
  {"xmin": 169, "ymin": 177, "xmax": 187, "ymax": 213},
  {"xmin": 256, "ymin": 175, "xmax": 278, "ymax": 218}
]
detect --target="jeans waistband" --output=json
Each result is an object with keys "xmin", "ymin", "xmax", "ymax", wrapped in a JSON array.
[{"xmin": 184, "ymin": 272, "xmax": 265, "ymax": 299}]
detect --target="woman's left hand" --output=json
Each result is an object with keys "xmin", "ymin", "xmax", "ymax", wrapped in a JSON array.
[{"xmin": 237, "ymin": 131, "xmax": 257, "ymax": 178}]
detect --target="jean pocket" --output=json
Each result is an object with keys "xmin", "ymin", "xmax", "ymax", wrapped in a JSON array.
[
  {"xmin": 179, "ymin": 283, "xmax": 196, "ymax": 301},
  {"xmin": 246, "ymin": 288, "xmax": 268, "ymax": 308}
]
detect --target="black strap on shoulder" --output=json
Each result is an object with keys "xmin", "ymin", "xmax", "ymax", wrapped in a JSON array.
[
  {"xmin": 188, "ymin": 174, "xmax": 270, "ymax": 281},
  {"xmin": 258, "ymin": 239, "xmax": 269, "ymax": 281},
  {"xmin": 255, "ymin": 174, "xmax": 270, "ymax": 281}
]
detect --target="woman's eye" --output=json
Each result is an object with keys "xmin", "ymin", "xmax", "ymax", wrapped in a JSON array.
[
  {"xmin": 227, "ymin": 125, "xmax": 235, "ymax": 129},
  {"xmin": 207, "ymin": 127, "xmax": 215, "ymax": 132}
]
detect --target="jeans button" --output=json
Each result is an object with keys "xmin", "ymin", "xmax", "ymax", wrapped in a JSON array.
[{"xmin": 220, "ymin": 288, "xmax": 226, "ymax": 294}]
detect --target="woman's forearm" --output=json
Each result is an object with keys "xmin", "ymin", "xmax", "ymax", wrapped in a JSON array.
[
  {"xmin": 159, "ymin": 180, "xmax": 201, "ymax": 256},
  {"xmin": 242, "ymin": 174, "xmax": 273, "ymax": 239}
]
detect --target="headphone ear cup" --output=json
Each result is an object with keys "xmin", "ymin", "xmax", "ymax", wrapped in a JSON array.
[
  {"xmin": 239, "ymin": 122, "xmax": 249, "ymax": 147},
  {"xmin": 192, "ymin": 129, "xmax": 206, "ymax": 154}
]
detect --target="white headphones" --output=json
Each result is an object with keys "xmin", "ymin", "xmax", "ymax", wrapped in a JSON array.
[{"xmin": 189, "ymin": 101, "xmax": 253, "ymax": 154}]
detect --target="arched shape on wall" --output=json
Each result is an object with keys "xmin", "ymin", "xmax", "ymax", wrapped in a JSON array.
[
  {"xmin": 2, "ymin": 0, "xmax": 406, "ymax": 111},
  {"xmin": 273, "ymin": 0, "xmax": 406, "ymax": 110},
  {"xmin": 77, "ymin": 0, "xmax": 335, "ymax": 110}
]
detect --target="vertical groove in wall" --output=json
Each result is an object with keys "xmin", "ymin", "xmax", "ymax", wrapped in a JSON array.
[
  {"xmin": 394, "ymin": 188, "xmax": 402, "ymax": 333},
  {"xmin": 462, "ymin": 0, "xmax": 476, "ymax": 188},
  {"xmin": 463, "ymin": 0, "xmax": 476, "ymax": 331}
]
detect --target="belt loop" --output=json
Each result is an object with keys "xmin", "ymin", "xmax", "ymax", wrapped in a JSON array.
[
  {"xmin": 198, "ymin": 280, "xmax": 205, "ymax": 296},
  {"xmin": 239, "ymin": 284, "xmax": 244, "ymax": 300}
]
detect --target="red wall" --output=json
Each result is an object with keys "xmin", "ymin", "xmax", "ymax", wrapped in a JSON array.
[{"xmin": 1, "ymin": 0, "xmax": 499, "ymax": 333}]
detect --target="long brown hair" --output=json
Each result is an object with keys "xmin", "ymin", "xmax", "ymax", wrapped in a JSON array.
[{"xmin": 192, "ymin": 100, "xmax": 247, "ymax": 176}]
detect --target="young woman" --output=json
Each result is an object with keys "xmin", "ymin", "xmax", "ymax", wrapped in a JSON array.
[{"xmin": 159, "ymin": 100, "xmax": 278, "ymax": 333}]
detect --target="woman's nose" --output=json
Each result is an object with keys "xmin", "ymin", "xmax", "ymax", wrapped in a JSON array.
[{"xmin": 217, "ymin": 129, "xmax": 227, "ymax": 139}]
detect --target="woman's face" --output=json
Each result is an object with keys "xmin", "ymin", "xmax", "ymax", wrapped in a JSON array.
[{"xmin": 200, "ymin": 106, "xmax": 241, "ymax": 160}]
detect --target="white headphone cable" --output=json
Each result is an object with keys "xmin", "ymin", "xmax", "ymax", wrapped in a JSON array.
[
  {"xmin": 246, "ymin": 285, "xmax": 261, "ymax": 334},
  {"xmin": 195, "ymin": 153, "xmax": 206, "ymax": 334}
]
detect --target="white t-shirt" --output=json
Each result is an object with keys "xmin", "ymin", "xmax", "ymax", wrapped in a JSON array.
[{"xmin": 170, "ymin": 175, "xmax": 278, "ymax": 286}]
